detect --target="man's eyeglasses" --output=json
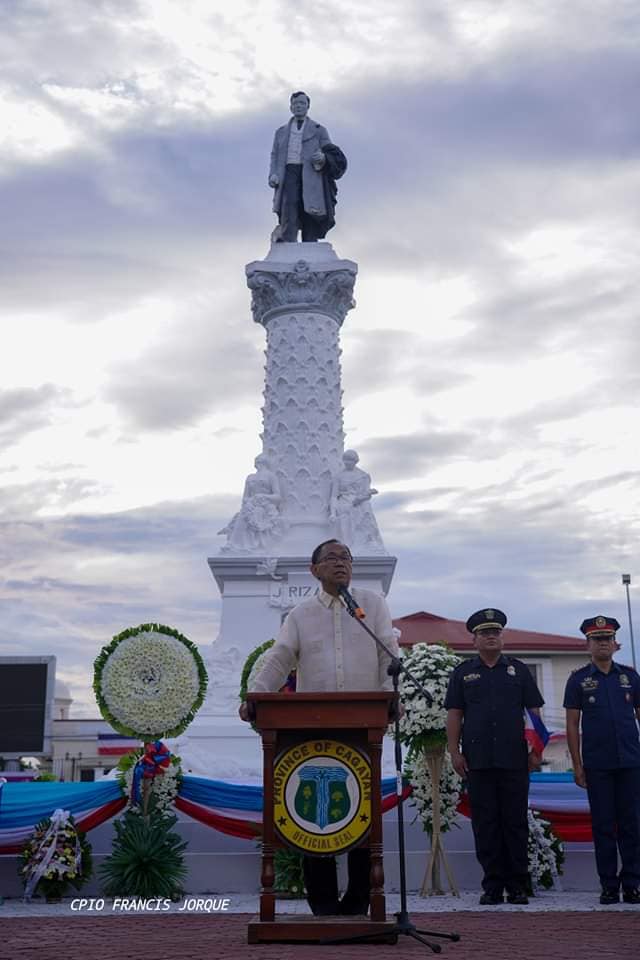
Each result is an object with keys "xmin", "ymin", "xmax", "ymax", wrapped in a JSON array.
[{"xmin": 317, "ymin": 553, "xmax": 352, "ymax": 564}]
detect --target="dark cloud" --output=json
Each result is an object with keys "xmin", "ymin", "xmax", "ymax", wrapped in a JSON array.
[
  {"xmin": 375, "ymin": 486, "xmax": 462, "ymax": 513},
  {"xmin": 342, "ymin": 330, "xmax": 470, "ymax": 402},
  {"xmin": 384, "ymin": 485, "xmax": 635, "ymax": 642},
  {"xmin": 0, "ymin": 492, "xmax": 233, "ymax": 713},
  {"xmin": 105, "ymin": 312, "xmax": 264, "ymax": 430},
  {"xmin": 0, "ymin": 476, "xmax": 104, "ymax": 520},
  {"xmin": 449, "ymin": 275, "xmax": 640, "ymax": 363},
  {"xmin": 0, "ymin": 1, "xmax": 151, "ymax": 85},
  {"xmin": 357, "ymin": 429, "xmax": 483, "ymax": 483},
  {"xmin": 338, "ymin": 44, "xmax": 640, "ymax": 193},
  {"xmin": 0, "ymin": 120, "xmax": 274, "ymax": 317},
  {"xmin": 0, "ymin": 384, "xmax": 71, "ymax": 446}
]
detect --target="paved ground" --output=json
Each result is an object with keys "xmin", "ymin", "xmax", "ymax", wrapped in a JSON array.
[
  {"xmin": 1, "ymin": 890, "xmax": 638, "ymax": 915},
  {"xmin": 1, "ymin": 910, "xmax": 635, "ymax": 960}
]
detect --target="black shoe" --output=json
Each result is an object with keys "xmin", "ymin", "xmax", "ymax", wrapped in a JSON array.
[
  {"xmin": 338, "ymin": 896, "xmax": 369, "ymax": 916},
  {"xmin": 310, "ymin": 902, "xmax": 340, "ymax": 916},
  {"xmin": 600, "ymin": 888, "xmax": 620, "ymax": 905},
  {"xmin": 622, "ymin": 887, "xmax": 640, "ymax": 904},
  {"xmin": 506, "ymin": 889, "xmax": 529, "ymax": 905},
  {"xmin": 479, "ymin": 892, "xmax": 504, "ymax": 905}
]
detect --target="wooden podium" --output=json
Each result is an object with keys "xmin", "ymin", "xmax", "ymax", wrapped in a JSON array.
[{"xmin": 246, "ymin": 691, "xmax": 397, "ymax": 944}]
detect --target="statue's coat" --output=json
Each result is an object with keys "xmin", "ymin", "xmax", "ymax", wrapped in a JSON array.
[{"xmin": 269, "ymin": 117, "xmax": 331, "ymax": 219}]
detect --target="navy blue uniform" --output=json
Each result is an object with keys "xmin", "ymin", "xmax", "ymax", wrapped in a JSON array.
[
  {"xmin": 445, "ymin": 655, "xmax": 544, "ymax": 896},
  {"xmin": 563, "ymin": 661, "xmax": 640, "ymax": 890}
]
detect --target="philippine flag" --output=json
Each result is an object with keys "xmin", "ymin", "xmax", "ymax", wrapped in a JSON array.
[{"xmin": 524, "ymin": 709, "xmax": 550, "ymax": 755}]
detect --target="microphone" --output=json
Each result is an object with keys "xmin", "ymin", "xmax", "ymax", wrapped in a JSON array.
[{"xmin": 337, "ymin": 585, "xmax": 365, "ymax": 620}]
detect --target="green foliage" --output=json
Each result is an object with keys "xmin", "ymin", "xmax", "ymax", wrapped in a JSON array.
[
  {"xmin": 406, "ymin": 730, "xmax": 448, "ymax": 755},
  {"xmin": 99, "ymin": 802, "xmax": 188, "ymax": 899},
  {"xmin": 239, "ymin": 639, "xmax": 277, "ymax": 731},
  {"xmin": 93, "ymin": 622, "xmax": 208, "ymax": 739},
  {"xmin": 274, "ymin": 848, "xmax": 305, "ymax": 897},
  {"xmin": 33, "ymin": 772, "xmax": 58, "ymax": 782},
  {"xmin": 239, "ymin": 639, "xmax": 275, "ymax": 702},
  {"xmin": 116, "ymin": 747, "xmax": 144, "ymax": 779}
]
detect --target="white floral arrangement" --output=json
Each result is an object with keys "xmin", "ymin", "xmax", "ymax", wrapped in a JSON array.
[
  {"xmin": 527, "ymin": 809, "xmax": 564, "ymax": 890},
  {"xmin": 94, "ymin": 623, "xmax": 208, "ymax": 739},
  {"xmin": 396, "ymin": 642, "xmax": 462, "ymax": 751},
  {"xmin": 117, "ymin": 746, "xmax": 182, "ymax": 815},
  {"xmin": 20, "ymin": 810, "xmax": 92, "ymax": 901},
  {"xmin": 395, "ymin": 642, "xmax": 463, "ymax": 835},
  {"xmin": 404, "ymin": 748, "xmax": 462, "ymax": 836}
]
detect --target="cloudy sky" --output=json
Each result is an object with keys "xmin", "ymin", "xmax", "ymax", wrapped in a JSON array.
[{"xmin": 2, "ymin": 0, "xmax": 639, "ymax": 714}]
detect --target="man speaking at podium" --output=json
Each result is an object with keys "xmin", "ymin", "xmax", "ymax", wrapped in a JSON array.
[{"xmin": 239, "ymin": 539, "xmax": 398, "ymax": 916}]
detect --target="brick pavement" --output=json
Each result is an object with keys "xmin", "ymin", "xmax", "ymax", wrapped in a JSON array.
[{"xmin": 1, "ymin": 912, "xmax": 634, "ymax": 960}]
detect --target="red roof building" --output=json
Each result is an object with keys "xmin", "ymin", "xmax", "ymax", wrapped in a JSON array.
[{"xmin": 392, "ymin": 611, "xmax": 585, "ymax": 654}]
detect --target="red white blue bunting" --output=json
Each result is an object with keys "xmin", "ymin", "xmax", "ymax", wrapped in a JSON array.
[{"xmin": 0, "ymin": 771, "xmax": 594, "ymax": 853}]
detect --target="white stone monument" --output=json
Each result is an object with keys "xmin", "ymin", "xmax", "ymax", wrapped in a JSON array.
[{"xmin": 174, "ymin": 241, "xmax": 395, "ymax": 777}]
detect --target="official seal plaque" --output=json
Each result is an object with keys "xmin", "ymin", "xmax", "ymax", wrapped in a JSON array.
[{"xmin": 273, "ymin": 739, "xmax": 371, "ymax": 854}]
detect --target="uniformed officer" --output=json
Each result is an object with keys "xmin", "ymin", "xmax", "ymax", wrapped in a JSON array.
[
  {"xmin": 563, "ymin": 615, "xmax": 640, "ymax": 905},
  {"xmin": 445, "ymin": 608, "xmax": 544, "ymax": 905}
]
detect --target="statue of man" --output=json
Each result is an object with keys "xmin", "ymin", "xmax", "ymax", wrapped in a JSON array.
[{"xmin": 269, "ymin": 91, "xmax": 347, "ymax": 243}]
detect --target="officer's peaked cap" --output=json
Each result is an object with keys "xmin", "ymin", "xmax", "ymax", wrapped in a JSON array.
[
  {"xmin": 466, "ymin": 608, "xmax": 507, "ymax": 634},
  {"xmin": 580, "ymin": 616, "xmax": 621, "ymax": 638}
]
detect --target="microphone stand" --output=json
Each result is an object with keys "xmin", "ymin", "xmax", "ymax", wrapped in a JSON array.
[{"xmin": 322, "ymin": 597, "xmax": 461, "ymax": 952}]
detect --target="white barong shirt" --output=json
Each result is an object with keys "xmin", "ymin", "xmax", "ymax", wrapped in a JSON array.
[{"xmin": 249, "ymin": 587, "xmax": 399, "ymax": 693}]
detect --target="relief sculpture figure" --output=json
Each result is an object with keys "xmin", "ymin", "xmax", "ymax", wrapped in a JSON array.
[
  {"xmin": 329, "ymin": 450, "xmax": 385, "ymax": 555},
  {"xmin": 219, "ymin": 454, "xmax": 285, "ymax": 553}
]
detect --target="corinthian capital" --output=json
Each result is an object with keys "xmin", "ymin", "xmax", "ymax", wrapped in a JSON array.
[{"xmin": 247, "ymin": 257, "xmax": 356, "ymax": 327}]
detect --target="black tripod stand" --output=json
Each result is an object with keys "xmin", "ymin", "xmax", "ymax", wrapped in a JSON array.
[{"xmin": 322, "ymin": 599, "xmax": 460, "ymax": 952}]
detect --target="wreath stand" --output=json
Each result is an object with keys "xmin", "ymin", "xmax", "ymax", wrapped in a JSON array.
[{"xmin": 420, "ymin": 745, "xmax": 459, "ymax": 897}]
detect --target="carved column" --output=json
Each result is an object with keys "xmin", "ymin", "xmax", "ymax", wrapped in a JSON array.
[{"xmin": 244, "ymin": 243, "xmax": 357, "ymax": 551}]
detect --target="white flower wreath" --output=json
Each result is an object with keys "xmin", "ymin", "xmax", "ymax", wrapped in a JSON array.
[
  {"xmin": 404, "ymin": 749, "xmax": 462, "ymax": 837},
  {"xmin": 94, "ymin": 623, "xmax": 208, "ymax": 739},
  {"xmin": 396, "ymin": 642, "xmax": 462, "ymax": 749},
  {"xmin": 396, "ymin": 642, "xmax": 463, "ymax": 835}
]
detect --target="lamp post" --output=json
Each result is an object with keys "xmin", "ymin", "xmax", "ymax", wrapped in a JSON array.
[{"xmin": 622, "ymin": 574, "xmax": 636, "ymax": 671}]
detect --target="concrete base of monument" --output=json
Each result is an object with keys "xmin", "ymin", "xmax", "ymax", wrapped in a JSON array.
[
  {"xmin": 167, "ymin": 719, "xmax": 264, "ymax": 781},
  {"xmin": 0, "ymin": 812, "xmax": 600, "ymax": 898}
]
